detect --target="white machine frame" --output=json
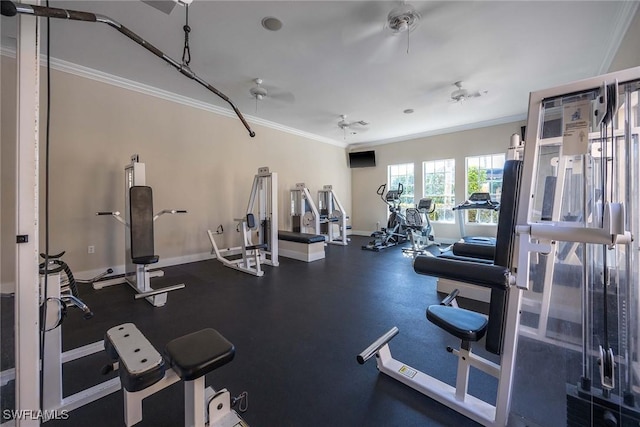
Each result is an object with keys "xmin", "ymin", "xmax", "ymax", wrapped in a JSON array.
[
  {"xmin": 512, "ymin": 68, "xmax": 640, "ymax": 426},
  {"xmin": 317, "ymin": 185, "xmax": 349, "ymax": 245},
  {"xmin": 95, "ymin": 155, "xmax": 185, "ymax": 307},
  {"xmin": 0, "ymin": 271, "xmax": 121, "ymax": 423},
  {"xmin": 207, "ymin": 167, "xmax": 278, "ymax": 277},
  {"xmin": 358, "ymin": 281, "xmax": 522, "ymax": 427},
  {"xmin": 290, "ymin": 183, "xmax": 320, "ymax": 235}
]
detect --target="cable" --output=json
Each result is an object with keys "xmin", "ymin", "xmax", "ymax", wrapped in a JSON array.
[{"xmin": 181, "ymin": 4, "xmax": 190, "ymax": 66}]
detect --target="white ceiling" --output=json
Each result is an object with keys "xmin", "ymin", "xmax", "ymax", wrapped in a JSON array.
[{"xmin": 1, "ymin": 1, "xmax": 638, "ymax": 147}]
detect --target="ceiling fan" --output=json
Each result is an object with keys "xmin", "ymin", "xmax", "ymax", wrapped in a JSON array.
[
  {"xmin": 386, "ymin": 2, "xmax": 421, "ymax": 35},
  {"xmin": 337, "ymin": 115, "xmax": 369, "ymax": 139},
  {"xmin": 249, "ymin": 78, "xmax": 295, "ymax": 112},
  {"xmin": 342, "ymin": 0, "xmax": 446, "ymax": 61},
  {"xmin": 386, "ymin": 2, "xmax": 422, "ymax": 54},
  {"xmin": 450, "ymin": 81, "xmax": 487, "ymax": 103}
]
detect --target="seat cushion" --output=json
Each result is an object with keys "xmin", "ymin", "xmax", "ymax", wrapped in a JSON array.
[
  {"xmin": 427, "ymin": 305, "xmax": 488, "ymax": 342},
  {"xmin": 278, "ymin": 230, "xmax": 325, "ymax": 244},
  {"xmin": 164, "ymin": 329, "xmax": 235, "ymax": 381}
]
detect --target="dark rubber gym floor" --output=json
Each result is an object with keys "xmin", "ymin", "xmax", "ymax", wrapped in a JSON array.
[{"xmin": 3, "ymin": 236, "xmax": 505, "ymax": 426}]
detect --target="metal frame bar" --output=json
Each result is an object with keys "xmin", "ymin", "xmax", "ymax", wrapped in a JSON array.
[
  {"xmin": 13, "ymin": 4, "xmax": 41, "ymax": 425},
  {"xmin": 1, "ymin": 1, "xmax": 255, "ymax": 138},
  {"xmin": 359, "ymin": 285, "xmax": 522, "ymax": 427}
]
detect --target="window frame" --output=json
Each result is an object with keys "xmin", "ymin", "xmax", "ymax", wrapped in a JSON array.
[
  {"xmin": 387, "ymin": 163, "xmax": 415, "ymax": 210},
  {"xmin": 422, "ymin": 159, "xmax": 455, "ymax": 223},
  {"xmin": 464, "ymin": 153, "xmax": 506, "ymax": 225}
]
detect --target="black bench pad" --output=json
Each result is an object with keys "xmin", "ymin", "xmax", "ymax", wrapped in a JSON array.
[
  {"xmin": 427, "ymin": 305, "xmax": 488, "ymax": 342},
  {"xmin": 132, "ymin": 255, "xmax": 159, "ymax": 265},
  {"xmin": 278, "ymin": 231, "xmax": 325, "ymax": 244},
  {"xmin": 452, "ymin": 242, "xmax": 495, "ymax": 260},
  {"xmin": 414, "ymin": 255, "xmax": 509, "ymax": 290},
  {"xmin": 164, "ymin": 329, "xmax": 235, "ymax": 381},
  {"xmin": 245, "ymin": 243, "xmax": 268, "ymax": 251},
  {"xmin": 438, "ymin": 252, "xmax": 494, "ymax": 265}
]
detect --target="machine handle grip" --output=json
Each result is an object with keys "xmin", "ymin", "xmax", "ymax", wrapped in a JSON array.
[
  {"xmin": 96, "ymin": 211, "xmax": 118, "ymax": 216},
  {"xmin": 357, "ymin": 327, "xmax": 399, "ymax": 365},
  {"xmin": 397, "ymin": 183, "xmax": 404, "ymax": 195},
  {"xmin": 376, "ymin": 184, "xmax": 386, "ymax": 196}
]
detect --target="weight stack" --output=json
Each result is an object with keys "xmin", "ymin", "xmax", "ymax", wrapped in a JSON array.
[{"xmin": 567, "ymin": 383, "xmax": 640, "ymax": 426}]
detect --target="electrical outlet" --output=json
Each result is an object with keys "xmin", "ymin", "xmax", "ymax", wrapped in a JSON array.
[{"xmin": 88, "ymin": 245, "xmax": 95, "ymax": 254}]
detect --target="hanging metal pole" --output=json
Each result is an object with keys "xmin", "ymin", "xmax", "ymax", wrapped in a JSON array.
[{"xmin": 1, "ymin": 0, "xmax": 256, "ymax": 138}]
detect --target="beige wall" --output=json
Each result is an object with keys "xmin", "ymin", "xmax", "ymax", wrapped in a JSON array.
[
  {"xmin": 350, "ymin": 122, "xmax": 525, "ymax": 242},
  {"xmin": 1, "ymin": 59, "xmax": 351, "ymax": 291},
  {"xmin": 609, "ymin": 8, "xmax": 640, "ymax": 72},
  {"xmin": 1, "ymin": 57, "xmax": 17, "ymax": 293}
]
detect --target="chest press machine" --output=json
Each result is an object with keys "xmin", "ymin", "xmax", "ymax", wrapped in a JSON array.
[
  {"xmin": 317, "ymin": 185, "xmax": 350, "ymax": 245},
  {"xmin": 96, "ymin": 155, "xmax": 187, "ymax": 307},
  {"xmin": 290, "ymin": 183, "xmax": 320, "ymax": 235},
  {"xmin": 207, "ymin": 167, "xmax": 278, "ymax": 277},
  {"xmin": 104, "ymin": 323, "xmax": 248, "ymax": 427}
]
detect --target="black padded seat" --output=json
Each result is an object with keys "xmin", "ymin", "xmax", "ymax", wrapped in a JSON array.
[
  {"xmin": 452, "ymin": 242, "xmax": 495, "ymax": 261},
  {"xmin": 132, "ymin": 255, "xmax": 159, "ymax": 265},
  {"xmin": 427, "ymin": 305, "xmax": 488, "ymax": 342},
  {"xmin": 278, "ymin": 230, "xmax": 326, "ymax": 244},
  {"xmin": 438, "ymin": 252, "xmax": 494, "ymax": 265},
  {"xmin": 245, "ymin": 243, "xmax": 268, "ymax": 251},
  {"xmin": 164, "ymin": 329, "xmax": 235, "ymax": 381}
]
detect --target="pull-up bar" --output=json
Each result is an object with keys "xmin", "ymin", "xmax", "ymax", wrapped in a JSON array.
[{"xmin": 1, "ymin": 0, "xmax": 256, "ymax": 138}]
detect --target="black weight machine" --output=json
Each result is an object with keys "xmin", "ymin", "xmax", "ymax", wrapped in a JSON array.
[{"xmin": 362, "ymin": 183, "xmax": 409, "ymax": 251}]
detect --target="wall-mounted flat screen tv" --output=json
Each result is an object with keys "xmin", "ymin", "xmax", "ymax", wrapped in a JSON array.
[{"xmin": 348, "ymin": 150, "xmax": 376, "ymax": 168}]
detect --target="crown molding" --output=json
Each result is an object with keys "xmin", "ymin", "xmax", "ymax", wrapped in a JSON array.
[
  {"xmin": 0, "ymin": 46, "xmax": 346, "ymax": 148},
  {"xmin": 348, "ymin": 113, "xmax": 528, "ymax": 149},
  {"xmin": 598, "ymin": 1, "xmax": 639, "ymax": 74}
]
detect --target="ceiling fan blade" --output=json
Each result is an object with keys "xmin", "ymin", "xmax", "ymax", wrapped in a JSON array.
[
  {"xmin": 141, "ymin": 0, "xmax": 177, "ymax": 15},
  {"xmin": 269, "ymin": 91, "xmax": 296, "ymax": 104}
]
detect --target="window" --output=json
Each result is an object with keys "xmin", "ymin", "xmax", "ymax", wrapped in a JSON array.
[
  {"xmin": 423, "ymin": 159, "xmax": 455, "ymax": 222},
  {"xmin": 465, "ymin": 154, "xmax": 506, "ymax": 224},
  {"xmin": 387, "ymin": 163, "xmax": 414, "ymax": 209}
]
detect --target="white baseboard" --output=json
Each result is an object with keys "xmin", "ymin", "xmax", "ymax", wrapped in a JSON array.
[
  {"xmin": 1, "ymin": 282, "xmax": 15, "ymax": 295},
  {"xmin": 74, "ymin": 251, "xmax": 213, "ymax": 281}
]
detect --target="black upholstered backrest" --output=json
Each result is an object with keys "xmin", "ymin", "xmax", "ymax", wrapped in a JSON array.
[
  {"xmin": 493, "ymin": 160, "xmax": 523, "ymax": 268},
  {"xmin": 486, "ymin": 159, "xmax": 523, "ymax": 354},
  {"xmin": 130, "ymin": 186, "xmax": 155, "ymax": 262}
]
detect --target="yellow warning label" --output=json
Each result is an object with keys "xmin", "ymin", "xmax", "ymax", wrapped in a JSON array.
[{"xmin": 399, "ymin": 365, "xmax": 417, "ymax": 378}]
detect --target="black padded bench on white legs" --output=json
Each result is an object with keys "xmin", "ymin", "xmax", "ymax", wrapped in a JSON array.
[
  {"xmin": 278, "ymin": 230, "xmax": 326, "ymax": 262},
  {"xmin": 104, "ymin": 323, "xmax": 248, "ymax": 427}
]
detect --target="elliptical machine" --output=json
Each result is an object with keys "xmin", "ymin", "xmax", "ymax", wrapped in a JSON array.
[
  {"xmin": 402, "ymin": 198, "xmax": 437, "ymax": 256},
  {"xmin": 362, "ymin": 183, "xmax": 409, "ymax": 251}
]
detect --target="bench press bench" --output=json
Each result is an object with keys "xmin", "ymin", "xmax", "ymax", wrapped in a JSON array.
[
  {"xmin": 104, "ymin": 323, "xmax": 248, "ymax": 427},
  {"xmin": 278, "ymin": 230, "xmax": 326, "ymax": 262}
]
